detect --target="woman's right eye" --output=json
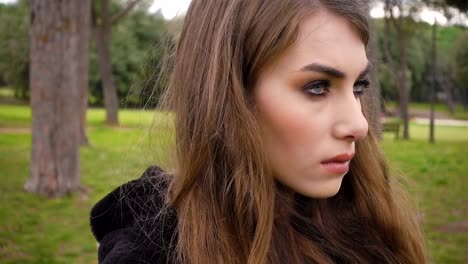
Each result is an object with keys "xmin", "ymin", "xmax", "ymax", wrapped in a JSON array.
[{"xmin": 303, "ymin": 80, "xmax": 331, "ymax": 96}]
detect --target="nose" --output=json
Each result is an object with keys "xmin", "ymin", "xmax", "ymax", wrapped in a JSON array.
[{"xmin": 331, "ymin": 95, "xmax": 369, "ymax": 142}]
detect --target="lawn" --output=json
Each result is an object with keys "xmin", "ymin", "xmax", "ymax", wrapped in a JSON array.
[{"xmin": 0, "ymin": 104, "xmax": 467, "ymax": 263}]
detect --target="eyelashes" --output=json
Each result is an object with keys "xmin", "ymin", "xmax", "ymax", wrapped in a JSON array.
[
  {"xmin": 303, "ymin": 80, "xmax": 331, "ymax": 96},
  {"xmin": 302, "ymin": 79, "xmax": 370, "ymax": 97},
  {"xmin": 353, "ymin": 79, "xmax": 371, "ymax": 95}
]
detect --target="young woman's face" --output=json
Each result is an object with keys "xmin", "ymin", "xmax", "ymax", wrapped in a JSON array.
[{"xmin": 253, "ymin": 9, "xmax": 369, "ymax": 198}]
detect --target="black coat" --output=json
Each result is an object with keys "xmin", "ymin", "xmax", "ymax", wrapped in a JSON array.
[
  {"xmin": 90, "ymin": 167, "xmax": 397, "ymax": 263},
  {"xmin": 90, "ymin": 166, "xmax": 177, "ymax": 264}
]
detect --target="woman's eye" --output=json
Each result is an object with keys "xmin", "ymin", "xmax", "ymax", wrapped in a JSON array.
[
  {"xmin": 303, "ymin": 80, "xmax": 331, "ymax": 96},
  {"xmin": 353, "ymin": 79, "xmax": 370, "ymax": 96}
]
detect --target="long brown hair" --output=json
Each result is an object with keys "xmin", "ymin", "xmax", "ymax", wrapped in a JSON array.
[{"xmin": 160, "ymin": 0, "xmax": 428, "ymax": 263}]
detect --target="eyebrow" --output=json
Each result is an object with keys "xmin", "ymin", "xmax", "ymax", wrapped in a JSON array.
[{"xmin": 301, "ymin": 63, "xmax": 371, "ymax": 79}]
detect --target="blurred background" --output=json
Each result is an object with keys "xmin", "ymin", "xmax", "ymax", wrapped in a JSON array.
[{"xmin": 0, "ymin": 0, "xmax": 467, "ymax": 263}]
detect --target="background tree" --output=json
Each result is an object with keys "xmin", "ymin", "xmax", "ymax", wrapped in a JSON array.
[
  {"xmin": 452, "ymin": 31, "xmax": 468, "ymax": 109},
  {"xmin": 429, "ymin": 20, "xmax": 437, "ymax": 144},
  {"xmin": 373, "ymin": 18, "xmax": 464, "ymax": 104},
  {"xmin": 382, "ymin": 0, "xmax": 421, "ymax": 140},
  {"xmin": 363, "ymin": 0, "xmax": 384, "ymax": 138},
  {"xmin": 88, "ymin": 7, "xmax": 168, "ymax": 108},
  {"xmin": 0, "ymin": 1, "xmax": 168, "ymax": 109},
  {"xmin": 424, "ymin": 0, "xmax": 467, "ymax": 12},
  {"xmin": 91, "ymin": 0, "xmax": 144, "ymax": 126},
  {"xmin": 447, "ymin": 3, "xmax": 467, "ymax": 111},
  {"xmin": 26, "ymin": 0, "xmax": 86, "ymax": 197},
  {"xmin": 0, "ymin": 0, "xmax": 29, "ymax": 100},
  {"xmin": 79, "ymin": 1, "xmax": 92, "ymax": 146}
]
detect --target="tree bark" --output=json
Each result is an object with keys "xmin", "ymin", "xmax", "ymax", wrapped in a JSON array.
[
  {"xmin": 464, "ymin": 89, "xmax": 468, "ymax": 111},
  {"xmin": 367, "ymin": 16, "xmax": 383, "ymax": 139},
  {"xmin": 26, "ymin": 0, "xmax": 82, "ymax": 197},
  {"xmin": 383, "ymin": 0, "xmax": 411, "ymax": 140},
  {"xmin": 79, "ymin": 0, "xmax": 91, "ymax": 145},
  {"xmin": 90, "ymin": 0, "xmax": 143, "ymax": 126},
  {"xmin": 439, "ymin": 69, "xmax": 454, "ymax": 114},
  {"xmin": 397, "ymin": 29, "xmax": 410, "ymax": 139},
  {"xmin": 429, "ymin": 20, "xmax": 436, "ymax": 144},
  {"xmin": 93, "ymin": 0, "xmax": 119, "ymax": 126}
]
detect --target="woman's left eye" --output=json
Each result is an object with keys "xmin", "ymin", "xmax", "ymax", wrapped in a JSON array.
[{"xmin": 353, "ymin": 79, "xmax": 370, "ymax": 96}]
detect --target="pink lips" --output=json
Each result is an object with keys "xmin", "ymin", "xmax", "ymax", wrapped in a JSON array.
[{"xmin": 320, "ymin": 153, "xmax": 354, "ymax": 174}]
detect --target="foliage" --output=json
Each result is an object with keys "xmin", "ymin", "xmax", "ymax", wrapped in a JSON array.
[
  {"xmin": 452, "ymin": 30, "xmax": 468, "ymax": 106},
  {"xmin": 374, "ymin": 17, "xmax": 465, "ymax": 103},
  {"xmin": 0, "ymin": 1, "xmax": 168, "ymax": 108},
  {"xmin": 0, "ymin": 0, "xmax": 29, "ymax": 99},
  {"xmin": 89, "ymin": 7, "xmax": 168, "ymax": 108},
  {"xmin": 0, "ymin": 1, "xmax": 465, "ymax": 108},
  {"xmin": 446, "ymin": 0, "xmax": 468, "ymax": 12}
]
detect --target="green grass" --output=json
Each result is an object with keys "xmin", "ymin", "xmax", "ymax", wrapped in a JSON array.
[
  {"xmin": 1, "ymin": 105, "xmax": 467, "ymax": 263},
  {"xmin": 0, "ymin": 105, "xmax": 172, "ymax": 264},
  {"xmin": 0, "ymin": 105, "xmax": 159, "ymax": 128},
  {"xmin": 381, "ymin": 126, "xmax": 468, "ymax": 264},
  {"xmin": 0, "ymin": 105, "xmax": 31, "ymax": 127}
]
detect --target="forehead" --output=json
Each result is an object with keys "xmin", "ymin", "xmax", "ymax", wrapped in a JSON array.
[{"xmin": 272, "ymin": 9, "xmax": 368, "ymax": 75}]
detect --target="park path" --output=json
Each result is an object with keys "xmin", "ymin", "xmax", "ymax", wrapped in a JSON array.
[
  {"xmin": 413, "ymin": 118, "xmax": 468, "ymax": 127},
  {"xmin": 0, "ymin": 127, "xmax": 30, "ymax": 134},
  {"xmin": 0, "ymin": 126, "xmax": 138, "ymax": 134}
]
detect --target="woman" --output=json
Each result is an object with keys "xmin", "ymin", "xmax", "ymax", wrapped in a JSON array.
[{"xmin": 90, "ymin": 0, "xmax": 429, "ymax": 263}]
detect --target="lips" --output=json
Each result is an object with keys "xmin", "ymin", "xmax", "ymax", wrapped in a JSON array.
[
  {"xmin": 320, "ymin": 153, "xmax": 355, "ymax": 174},
  {"xmin": 321, "ymin": 153, "xmax": 355, "ymax": 163}
]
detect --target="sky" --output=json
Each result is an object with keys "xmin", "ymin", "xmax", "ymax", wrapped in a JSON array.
[
  {"xmin": 0, "ymin": 0, "xmax": 192, "ymax": 19},
  {"xmin": 1, "ymin": 0, "xmax": 466, "ymax": 26},
  {"xmin": 152, "ymin": 0, "xmax": 468, "ymax": 26},
  {"xmin": 152, "ymin": 0, "xmax": 465, "ymax": 26},
  {"xmin": 149, "ymin": 0, "xmax": 191, "ymax": 19}
]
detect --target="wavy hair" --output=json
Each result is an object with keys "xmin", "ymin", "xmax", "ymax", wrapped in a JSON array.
[{"xmin": 160, "ymin": 0, "xmax": 428, "ymax": 263}]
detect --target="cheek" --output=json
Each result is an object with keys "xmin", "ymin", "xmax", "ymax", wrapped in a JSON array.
[
  {"xmin": 255, "ymin": 84, "xmax": 329, "ymax": 169},
  {"xmin": 263, "ymin": 105, "xmax": 322, "ymax": 150}
]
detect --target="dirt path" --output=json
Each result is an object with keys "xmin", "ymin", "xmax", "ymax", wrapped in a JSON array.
[
  {"xmin": 0, "ymin": 126, "xmax": 138, "ymax": 134},
  {"xmin": 413, "ymin": 118, "xmax": 468, "ymax": 127},
  {"xmin": 409, "ymin": 108, "xmax": 452, "ymax": 119},
  {"xmin": 0, "ymin": 128, "xmax": 30, "ymax": 134},
  {"xmin": 386, "ymin": 107, "xmax": 455, "ymax": 119},
  {"xmin": 437, "ymin": 221, "xmax": 468, "ymax": 233}
]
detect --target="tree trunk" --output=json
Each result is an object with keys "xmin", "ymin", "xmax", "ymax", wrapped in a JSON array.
[
  {"xmin": 441, "ymin": 72, "xmax": 454, "ymax": 114},
  {"xmin": 383, "ymin": 0, "xmax": 411, "ymax": 140},
  {"xmin": 367, "ymin": 17, "xmax": 383, "ymax": 139},
  {"xmin": 398, "ymin": 33, "xmax": 410, "ymax": 140},
  {"xmin": 26, "ymin": 0, "xmax": 82, "ymax": 197},
  {"xmin": 94, "ymin": 0, "xmax": 119, "ymax": 126},
  {"xmin": 79, "ymin": 0, "xmax": 91, "ymax": 145},
  {"xmin": 429, "ymin": 21, "xmax": 437, "ymax": 144},
  {"xmin": 464, "ymin": 89, "xmax": 468, "ymax": 111}
]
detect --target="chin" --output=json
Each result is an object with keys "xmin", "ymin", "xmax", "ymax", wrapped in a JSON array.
[{"xmin": 295, "ymin": 177, "xmax": 344, "ymax": 199}]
